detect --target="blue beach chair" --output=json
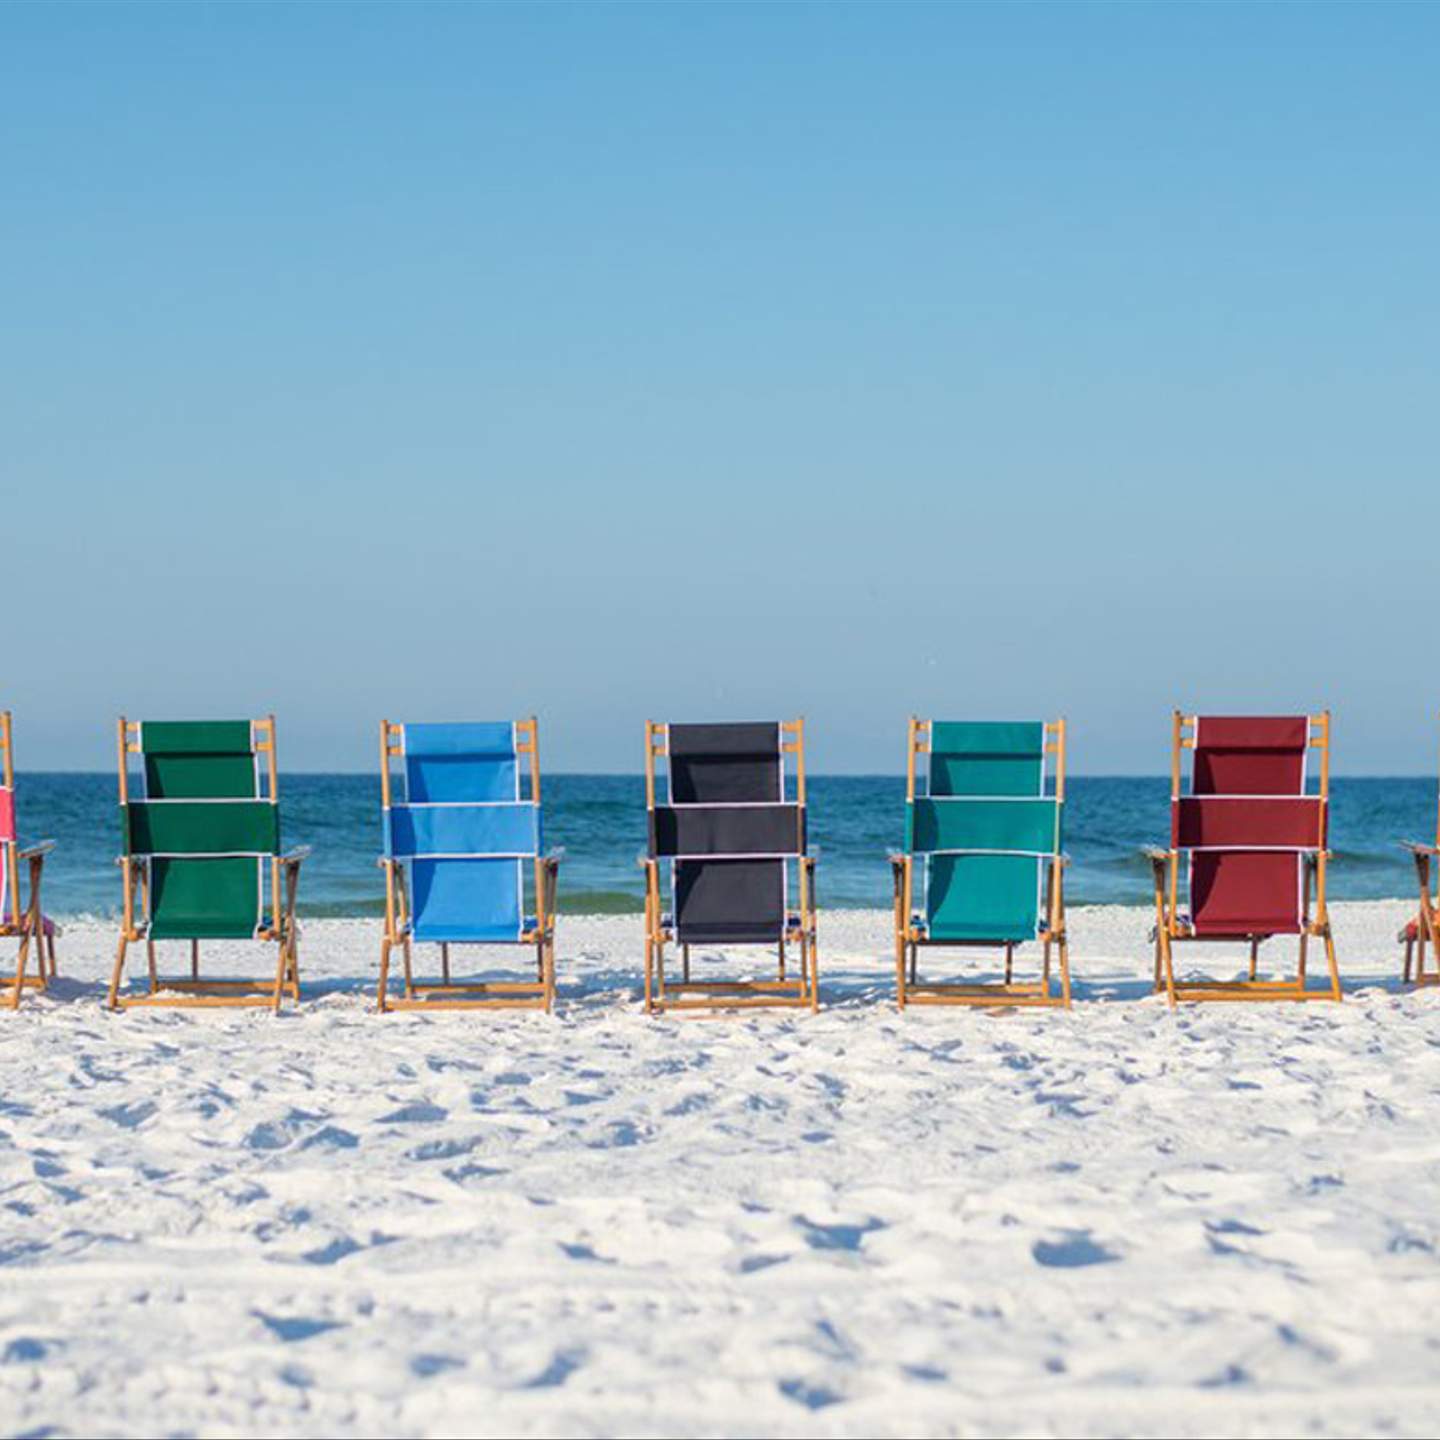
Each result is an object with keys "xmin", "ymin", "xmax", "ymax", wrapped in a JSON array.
[{"xmin": 378, "ymin": 719, "xmax": 560, "ymax": 1011}]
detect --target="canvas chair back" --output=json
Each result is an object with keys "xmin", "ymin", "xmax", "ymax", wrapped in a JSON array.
[
  {"xmin": 383, "ymin": 722, "xmax": 541, "ymax": 942},
  {"xmin": 908, "ymin": 721, "xmax": 1061, "ymax": 942},
  {"xmin": 1174, "ymin": 716, "xmax": 1325, "ymax": 935},
  {"xmin": 649, "ymin": 722, "xmax": 805, "ymax": 945},
  {"xmin": 124, "ymin": 721, "xmax": 279, "ymax": 939}
]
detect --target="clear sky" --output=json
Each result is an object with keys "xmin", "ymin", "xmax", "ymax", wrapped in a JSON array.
[{"xmin": 4, "ymin": 2, "xmax": 1437, "ymax": 773}]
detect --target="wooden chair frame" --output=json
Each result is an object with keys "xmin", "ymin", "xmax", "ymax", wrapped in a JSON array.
[
  {"xmin": 891, "ymin": 717, "xmax": 1070, "ymax": 1009},
  {"xmin": 107, "ymin": 715, "xmax": 310, "ymax": 1012},
  {"xmin": 1148, "ymin": 709, "xmax": 1341, "ymax": 1007},
  {"xmin": 641, "ymin": 718, "xmax": 819, "ymax": 1015},
  {"xmin": 1399, "ymin": 725, "xmax": 1440, "ymax": 986},
  {"xmin": 376, "ymin": 717, "xmax": 559, "ymax": 1013},
  {"xmin": 2, "ymin": 711, "xmax": 57, "ymax": 1010}
]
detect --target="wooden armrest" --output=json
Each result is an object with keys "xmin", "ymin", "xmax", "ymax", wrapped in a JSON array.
[
  {"xmin": 17, "ymin": 839, "xmax": 56, "ymax": 860},
  {"xmin": 280, "ymin": 846, "xmax": 312, "ymax": 865}
]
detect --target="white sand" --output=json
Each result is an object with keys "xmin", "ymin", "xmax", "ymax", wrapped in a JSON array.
[{"xmin": 3, "ymin": 902, "xmax": 1440, "ymax": 1438}]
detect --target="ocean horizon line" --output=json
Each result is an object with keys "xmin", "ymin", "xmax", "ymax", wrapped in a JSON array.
[{"xmin": 15, "ymin": 767, "xmax": 1438, "ymax": 782}]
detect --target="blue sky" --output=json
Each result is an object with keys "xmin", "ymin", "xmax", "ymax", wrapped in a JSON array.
[{"xmin": 4, "ymin": 2, "xmax": 1437, "ymax": 773}]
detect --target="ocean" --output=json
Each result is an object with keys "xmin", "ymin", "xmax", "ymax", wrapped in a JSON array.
[{"xmin": 12, "ymin": 773, "xmax": 1436, "ymax": 919}]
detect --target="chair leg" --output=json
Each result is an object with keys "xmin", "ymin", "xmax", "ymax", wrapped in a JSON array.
[
  {"xmin": 442, "ymin": 942, "xmax": 451, "ymax": 985},
  {"xmin": 1248, "ymin": 938, "xmax": 1258, "ymax": 981},
  {"xmin": 9, "ymin": 929, "xmax": 29, "ymax": 1010},
  {"xmin": 271, "ymin": 937, "xmax": 287, "ymax": 1014},
  {"xmin": 543, "ymin": 935, "xmax": 556, "ymax": 1013},
  {"xmin": 107, "ymin": 934, "xmax": 129, "ymax": 1010},
  {"xmin": 775, "ymin": 939, "xmax": 784, "ymax": 983},
  {"xmin": 895, "ymin": 925, "xmax": 907, "ymax": 1009},
  {"xmin": 401, "ymin": 936, "xmax": 415, "ymax": 999},
  {"xmin": 191, "ymin": 939, "xmax": 199, "ymax": 981},
  {"xmin": 1153, "ymin": 932, "xmax": 1163, "ymax": 992},
  {"xmin": 1042, "ymin": 939, "xmax": 1052, "ymax": 988},
  {"xmin": 807, "ymin": 929, "xmax": 819, "ymax": 1013},
  {"xmin": 1297, "ymin": 930, "xmax": 1308, "ymax": 984},
  {"xmin": 1160, "ymin": 930, "xmax": 1178, "ymax": 1009},
  {"xmin": 684, "ymin": 943, "xmax": 692, "ymax": 984},
  {"xmin": 45, "ymin": 926, "xmax": 57, "ymax": 983},
  {"xmin": 146, "ymin": 941, "xmax": 158, "ymax": 994},
  {"xmin": 1323, "ymin": 925, "xmax": 1342, "ymax": 1001},
  {"xmin": 643, "ymin": 930, "xmax": 653, "ymax": 1014},
  {"xmin": 377, "ymin": 938, "xmax": 392, "ymax": 1013},
  {"xmin": 909, "ymin": 944, "xmax": 918, "ymax": 986},
  {"xmin": 1004, "ymin": 943, "xmax": 1013, "ymax": 985},
  {"xmin": 1404, "ymin": 933, "xmax": 1415, "ymax": 984},
  {"xmin": 1058, "ymin": 936, "xmax": 1072, "ymax": 1009}
]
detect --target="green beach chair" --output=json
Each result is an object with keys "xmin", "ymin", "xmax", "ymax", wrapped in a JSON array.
[
  {"xmin": 891, "ymin": 717, "xmax": 1070, "ymax": 1008},
  {"xmin": 107, "ymin": 717, "xmax": 310, "ymax": 1011}
]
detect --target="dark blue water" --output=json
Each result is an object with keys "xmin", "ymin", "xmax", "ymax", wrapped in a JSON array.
[{"xmin": 12, "ymin": 774, "xmax": 1434, "ymax": 918}]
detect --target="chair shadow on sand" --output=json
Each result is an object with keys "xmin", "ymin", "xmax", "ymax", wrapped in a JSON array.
[{"xmin": 24, "ymin": 945, "xmax": 1415, "ymax": 1011}]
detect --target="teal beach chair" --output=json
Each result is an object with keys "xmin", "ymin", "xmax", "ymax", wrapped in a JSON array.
[{"xmin": 891, "ymin": 718, "xmax": 1070, "ymax": 1008}]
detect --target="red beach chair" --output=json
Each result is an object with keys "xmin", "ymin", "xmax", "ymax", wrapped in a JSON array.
[{"xmin": 1148, "ymin": 712, "xmax": 1340, "ymax": 1005}]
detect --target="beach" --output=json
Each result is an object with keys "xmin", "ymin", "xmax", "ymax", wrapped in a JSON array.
[{"xmin": 4, "ymin": 900, "xmax": 1439, "ymax": 1437}]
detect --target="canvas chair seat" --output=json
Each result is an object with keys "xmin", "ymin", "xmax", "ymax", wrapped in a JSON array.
[
  {"xmin": 1, "ymin": 913, "xmax": 55, "ymax": 940},
  {"xmin": 405, "ymin": 915, "xmax": 541, "ymax": 944},
  {"xmin": 148, "ymin": 914, "xmax": 275, "ymax": 941},
  {"xmin": 659, "ymin": 911, "xmax": 806, "ymax": 935},
  {"xmin": 1183, "ymin": 914, "xmax": 1303, "ymax": 938},
  {"xmin": 909, "ymin": 910, "xmax": 1054, "ymax": 943}
]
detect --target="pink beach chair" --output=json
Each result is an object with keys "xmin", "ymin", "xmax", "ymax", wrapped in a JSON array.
[{"xmin": 2, "ymin": 711, "xmax": 57, "ymax": 1009}]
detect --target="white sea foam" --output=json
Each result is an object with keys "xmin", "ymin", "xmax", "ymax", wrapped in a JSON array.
[{"xmin": 2, "ymin": 902, "xmax": 1438, "ymax": 1437}]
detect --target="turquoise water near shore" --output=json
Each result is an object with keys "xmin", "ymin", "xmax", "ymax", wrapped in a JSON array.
[{"xmin": 12, "ymin": 773, "xmax": 1434, "ymax": 918}]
